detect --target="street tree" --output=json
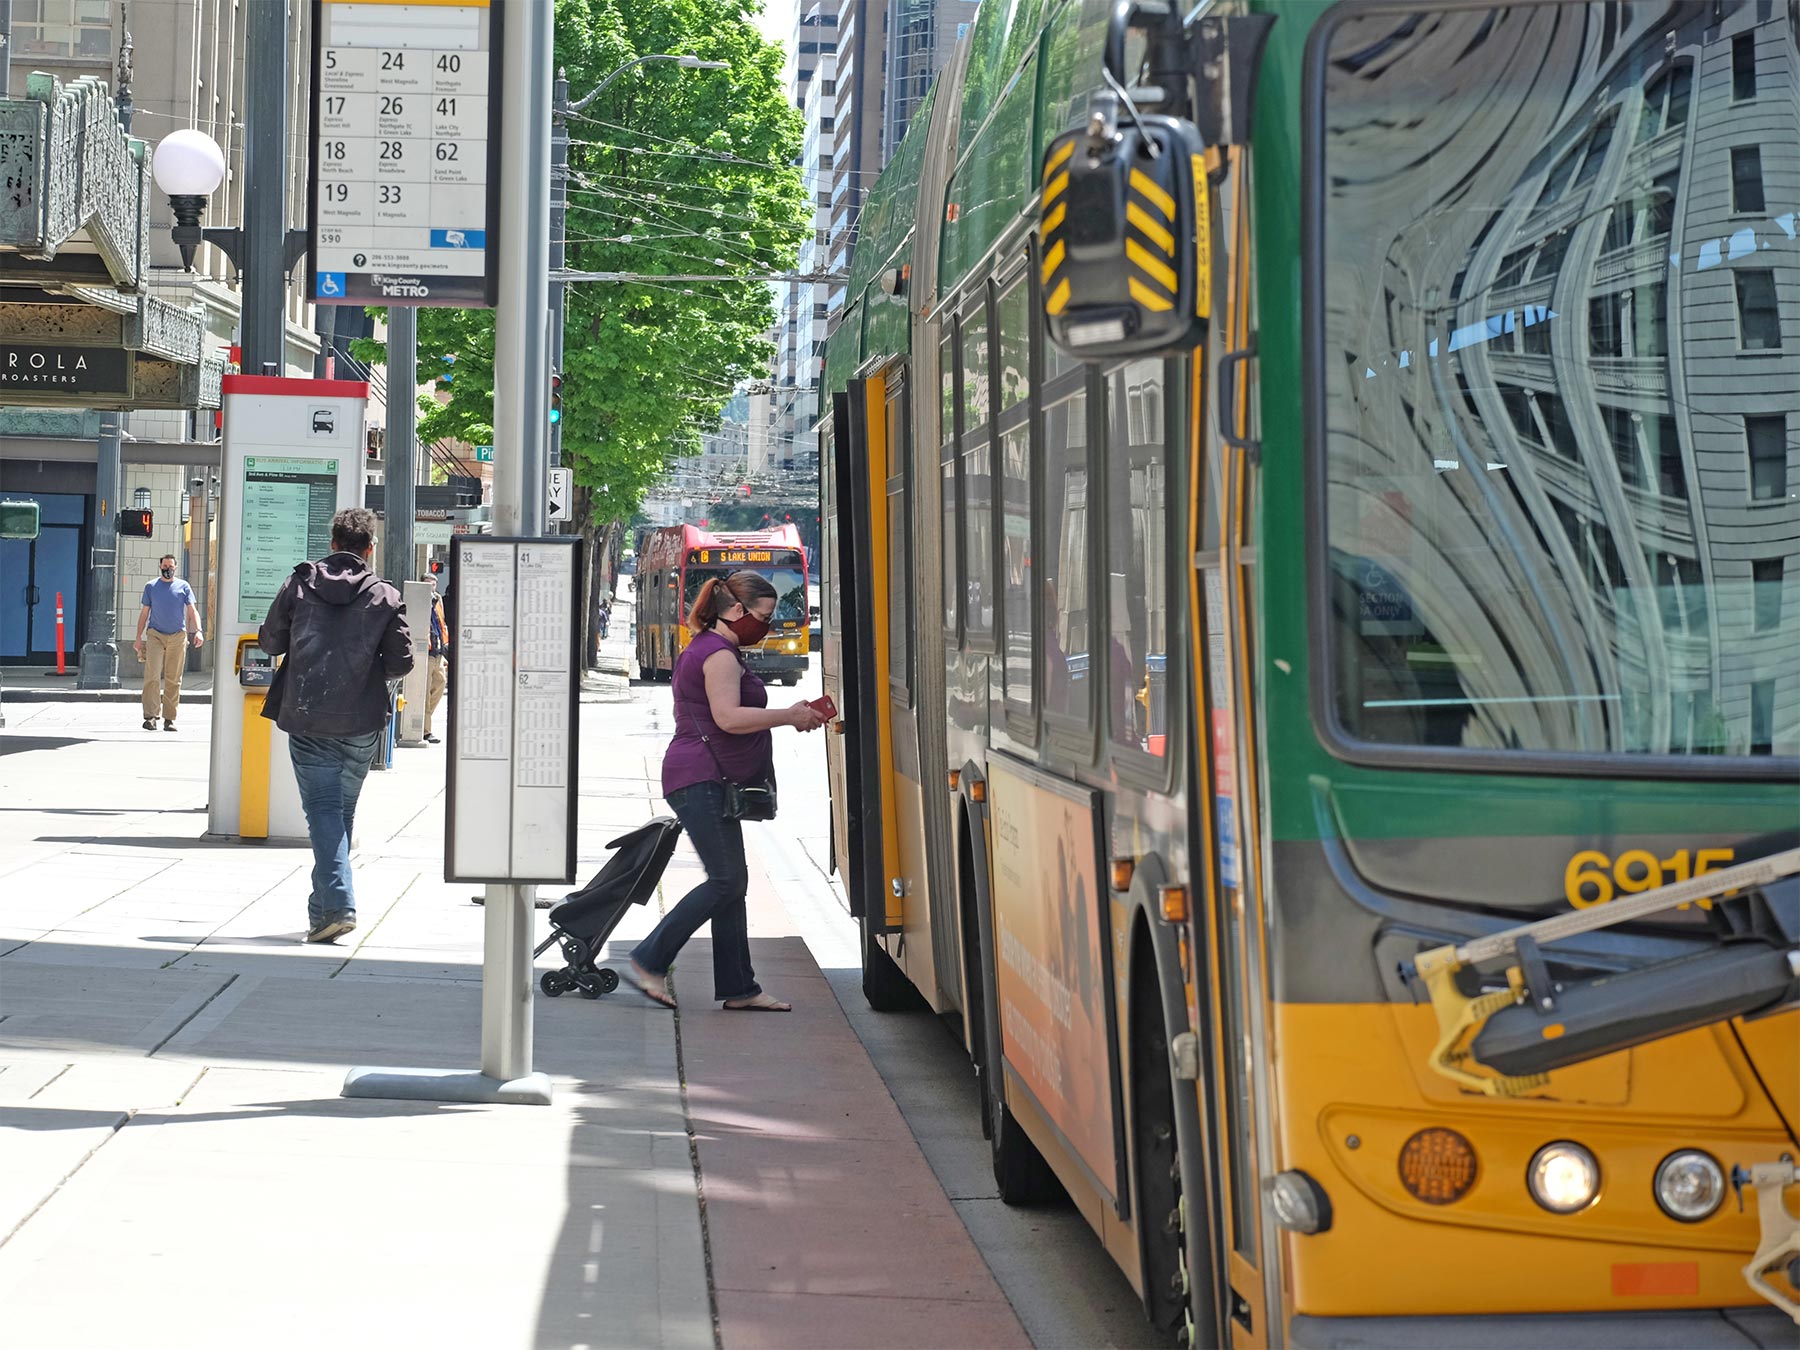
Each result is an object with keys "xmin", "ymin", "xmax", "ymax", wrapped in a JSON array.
[{"xmin": 357, "ymin": 0, "xmax": 807, "ymax": 660}]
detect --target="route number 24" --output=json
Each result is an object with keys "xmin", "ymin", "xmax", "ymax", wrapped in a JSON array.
[{"xmin": 1564, "ymin": 847, "xmax": 1735, "ymax": 910}]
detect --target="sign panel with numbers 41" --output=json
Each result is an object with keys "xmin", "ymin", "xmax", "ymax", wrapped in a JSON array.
[{"xmin": 307, "ymin": 0, "xmax": 503, "ymax": 307}]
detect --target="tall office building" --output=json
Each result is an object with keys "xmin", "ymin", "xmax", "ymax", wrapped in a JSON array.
[
  {"xmin": 759, "ymin": 0, "xmax": 975, "ymax": 476},
  {"xmin": 763, "ymin": 2, "xmax": 838, "ymax": 474}
]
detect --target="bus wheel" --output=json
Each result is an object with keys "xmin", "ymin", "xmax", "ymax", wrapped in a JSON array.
[
  {"xmin": 1131, "ymin": 927, "xmax": 1193, "ymax": 1342},
  {"xmin": 860, "ymin": 917, "xmax": 919, "ymax": 1012},
  {"xmin": 990, "ymin": 1093, "xmax": 1060, "ymax": 1206}
]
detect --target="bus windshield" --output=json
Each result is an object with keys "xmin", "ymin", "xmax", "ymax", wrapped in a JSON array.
[
  {"xmin": 1316, "ymin": 3, "xmax": 1797, "ymax": 762},
  {"xmin": 684, "ymin": 565, "xmax": 809, "ymax": 627}
]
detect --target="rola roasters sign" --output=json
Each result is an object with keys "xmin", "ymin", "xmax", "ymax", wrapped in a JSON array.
[{"xmin": 0, "ymin": 344, "xmax": 131, "ymax": 394}]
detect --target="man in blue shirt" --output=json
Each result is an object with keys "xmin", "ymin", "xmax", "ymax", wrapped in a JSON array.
[{"xmin": 134, "ymin": 554, "xmax": 202, "ymax": 731}]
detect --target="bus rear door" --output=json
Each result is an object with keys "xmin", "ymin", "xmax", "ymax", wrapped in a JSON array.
[{"xmin": 825, "ymin": 380, "xmax": 905, "ymax": 934}]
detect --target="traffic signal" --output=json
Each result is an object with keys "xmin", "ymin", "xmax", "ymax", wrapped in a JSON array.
[
  {"xmin": 549, "ymin": 371, "xmax": 563, "ymax": 425},
  {"xmin": 117, "ymin": 508, "xmax": 154, "ymax": 538},
  {"xmin": 0, "ymin": 499, "xmax": 40, "ymax": 540}
]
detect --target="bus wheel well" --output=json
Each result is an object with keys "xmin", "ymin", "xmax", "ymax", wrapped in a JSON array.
[
  {"xmin": 956, "ymin": 804, "xmax": 988, "ymax": 1136},
  {"xmin": 959, "ymin": 793, "xmax": 1060, "ymax": 1204},
  {"xmin": 1130, "ymin": 915, "xmax": 1188, "ymax": 1338}
]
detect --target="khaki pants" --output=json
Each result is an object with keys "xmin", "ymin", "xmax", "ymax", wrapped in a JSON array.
[
  {"xmin": 425, "ymin": 654, "xmax": 447, "ymax": 733},
  {"xmin": 142, "ymin": 628, "xmax": 186, "ymax": 721}
]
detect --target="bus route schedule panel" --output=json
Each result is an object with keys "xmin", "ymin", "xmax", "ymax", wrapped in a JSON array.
[
  {"xmin": 237, "ymin": 456, "xmax": 339, "ymax": 624},
  {"xmin": 446, "ymin": 536, "xmax": 582, "ymax": 884},
  {"xmin": 307, "ymin": 0, "xmax": 503, "ymax": 307}
]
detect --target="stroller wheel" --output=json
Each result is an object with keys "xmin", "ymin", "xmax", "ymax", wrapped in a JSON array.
[
  {"xmin": 540, "ymin": 971, "xmax": 566, "ymax": 998},
  {"xmin": 597, "ymin": 967, "xmax": 621, "ymax": 993},
  {"xmin": 575, "ymin": 972, "xmax": 603, "ymax": 999}
]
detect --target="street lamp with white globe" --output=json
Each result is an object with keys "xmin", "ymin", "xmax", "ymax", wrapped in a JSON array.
[
  {"xmin": 150, "ymin": 129, "xmax": 229, "ymax": 270},
  {"xmin": 150, "ymin": 127, "xmax": 309, "ymax": 294}
]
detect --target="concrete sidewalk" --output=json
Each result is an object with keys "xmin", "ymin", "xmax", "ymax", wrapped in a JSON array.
[{"xmin": 0, "ymin": 629, "xmax": 1029, "ymax": 1349}]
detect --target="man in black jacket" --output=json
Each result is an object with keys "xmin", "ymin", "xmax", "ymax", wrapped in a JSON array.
[{"xmin": 259, "ymin": 507, "xmax": 413, "ymax": 943}]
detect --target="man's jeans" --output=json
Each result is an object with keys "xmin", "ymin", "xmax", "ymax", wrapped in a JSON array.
[
  {"xmin": 630, "ymin": 781, "xmax": 761, "ymax": 1002},
  {"xmin": 289, "ymin": 730, "xmax": 380, "ymax": 929}
]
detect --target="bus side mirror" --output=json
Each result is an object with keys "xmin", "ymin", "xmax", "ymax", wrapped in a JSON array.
[{"xmin": 1039, "ymin": 107, "xmax": 1211, "ymax": 361}]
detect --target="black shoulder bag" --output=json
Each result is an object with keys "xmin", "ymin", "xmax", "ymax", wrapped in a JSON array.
[{"xmin": 698, "ymin": 733, "xmax": 778, "ymax": 821}]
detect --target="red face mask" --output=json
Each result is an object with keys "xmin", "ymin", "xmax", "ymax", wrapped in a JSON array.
[{"xmin": 725, "ymin": 610, "xmax": 771, "ymax": 646}]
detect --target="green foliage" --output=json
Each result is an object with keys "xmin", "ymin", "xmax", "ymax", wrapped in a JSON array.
[{"xmin": 355, "ymin": 0, "xmax": 806, "ymax": 527}]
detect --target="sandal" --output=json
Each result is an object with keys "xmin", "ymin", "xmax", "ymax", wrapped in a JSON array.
[
  {"xmin": 723, "ymin": 992, "xmax": 791, "ymax": 1012},
  {"xmin": 626, "ymin": 960, "xmax": 677, "ymax": 1009}
]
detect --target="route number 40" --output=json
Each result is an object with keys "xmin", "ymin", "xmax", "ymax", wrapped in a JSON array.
[{"xmin": 1564, "ymin": 847, "xmax": 1736, "ymax": 910}]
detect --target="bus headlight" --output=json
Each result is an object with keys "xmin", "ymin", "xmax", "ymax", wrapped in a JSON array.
[
  {"xmin": 1654, "ymin": 1150, "xmax": 1725, "ymax": 1222},
  {"xmin": 1528, "ymin": 1141, "xmax": 1600, "ymax": 1214}
]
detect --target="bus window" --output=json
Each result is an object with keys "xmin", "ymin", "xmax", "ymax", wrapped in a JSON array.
[
  {"xmin": 1042, "ymin": 383, "xmax": 1091, "ymax": 723},
  {"xmin": 961, "ymin": 297, "xmax": 996, "ymax": 640},
  {"xmin": 1317, "ymin": 4, "xmax": 1799, "ymax": 762},
  {"xmin": 998, "ymin": 273, "xmax": 1035, "ymax": 713},
  {"xmin": 686, "ymin": 565, "xmax": 807, "ymax": 624},
  {"xmin": 1106, "ymin": 359, "xmax": 1169, "ymax": 757}
]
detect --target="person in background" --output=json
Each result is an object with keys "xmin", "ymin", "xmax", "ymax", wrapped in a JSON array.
[
  {"xmin": 259, "ymin": 508, "xmax": 413, "ymax": 944},
  {"xmin": 134, "ymin": 553, "xmax": 202, "ymax": 731},
  {"xmin": 424, "ymin": 585, "xmax": 450, "ymax": 745},
  {"xmin": 626, "ymin": 570, "xmax": 825, "ymax": 1012}
]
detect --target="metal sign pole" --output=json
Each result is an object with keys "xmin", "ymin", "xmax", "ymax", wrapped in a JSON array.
[
  {"xmin": 484, "ymin": 0, "xmax": 552, "ymax": 1085},
  {"xmin": 342, "ymin": 0, "xmax": 558, "ymax": 1107}
]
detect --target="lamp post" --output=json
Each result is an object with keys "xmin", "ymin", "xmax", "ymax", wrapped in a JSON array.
[{"xmin": 151, "ymin": 128, "xmax": 310, "ymax": 377}]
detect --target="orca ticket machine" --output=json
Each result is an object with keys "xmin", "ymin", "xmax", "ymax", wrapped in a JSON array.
[{"xmin": 207, "ymin": 377, "xmax": 370, "ymax": 841}]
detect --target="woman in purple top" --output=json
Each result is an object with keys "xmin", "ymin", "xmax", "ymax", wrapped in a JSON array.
[{"xmin": 628, "ymin": 571, "xmax": 826, "ymax": 1011}]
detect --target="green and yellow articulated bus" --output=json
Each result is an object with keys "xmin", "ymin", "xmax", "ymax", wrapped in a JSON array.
[{"xmin": 817, "ymin": 1, "xmax": 1800, "ymax": 1345}]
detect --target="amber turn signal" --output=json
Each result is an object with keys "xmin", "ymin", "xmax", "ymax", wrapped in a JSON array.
[
  {"xmin": 1159, "ymin": 885, "xmax": 1188, "ymax": 923},
  {"xmin": 947, "ymin": 770, "xmax": 961, "ymax": 792},
  {"xmin": 1110, "ymin": 858, "xmax": 1135, "ymax": 891},
  {"xmin": 1397, "ymin": 1128, "xmax": 1479, "ymax": 1206},
  {"xmin": 968, "ymin": 779, "xmax": 987, "ymax": 803}
]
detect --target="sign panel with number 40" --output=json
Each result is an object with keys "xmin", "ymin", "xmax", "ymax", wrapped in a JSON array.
[{"xmin": 307, "ymin": 0, "xmax": 504, "ymax": 307}]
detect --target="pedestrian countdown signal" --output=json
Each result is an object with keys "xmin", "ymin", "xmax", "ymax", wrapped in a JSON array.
[{"xmin": 0, "ymin": 499, "xmax": 41, "ymax": 539}]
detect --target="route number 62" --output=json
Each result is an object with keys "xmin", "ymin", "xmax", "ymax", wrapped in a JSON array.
[{"xmin": 1564, "ymin": 847, "xmax": 1736, "ymax": 910}]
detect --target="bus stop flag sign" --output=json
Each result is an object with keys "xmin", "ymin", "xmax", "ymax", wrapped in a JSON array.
[{"xmin": 307, "ymin": 0, "xmax": 503, "ymax": 307}]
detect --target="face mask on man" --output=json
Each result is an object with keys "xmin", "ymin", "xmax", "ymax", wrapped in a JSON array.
[
  {"xmin": 725, "ymin": 610, "xmax": 771, "ymax": 647},
  {"xmin": 160, "ymin": 566, "xmax": 175, "ymax": 579}
]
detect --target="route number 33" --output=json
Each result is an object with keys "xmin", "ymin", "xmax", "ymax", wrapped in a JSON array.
[{"xmin": 1564, "ymin": 847, "xmax": 1736, "ymax": 910}]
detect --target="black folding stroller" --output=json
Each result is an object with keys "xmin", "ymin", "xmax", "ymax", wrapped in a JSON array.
[{"xmin": 536, "ymin": 817, "xmax": 683, "ymax": 999}]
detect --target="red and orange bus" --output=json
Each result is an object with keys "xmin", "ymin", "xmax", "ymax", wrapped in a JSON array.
[{"xmin": 634, "ymin": 523, "xmax": 811, "ymax": 684}]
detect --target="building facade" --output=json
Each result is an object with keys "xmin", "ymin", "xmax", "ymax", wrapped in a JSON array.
[{"xmin": 2, "ymin": 0, "xmax": 366, "ymax": 675}]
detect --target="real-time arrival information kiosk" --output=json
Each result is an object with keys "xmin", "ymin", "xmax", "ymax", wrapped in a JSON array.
[{"xmin": 207, "ymin": 377, "xmax": 369, "ymax": 841}]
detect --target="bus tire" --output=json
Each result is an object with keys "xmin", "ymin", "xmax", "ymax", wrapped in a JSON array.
[
  {"xmin": 1130, "ymin": 924, "xmax": 1195, "ymax": 1341},
  {"xmin": 990, "ymin": 1096, "xmax": 1060, "ymax": 1206},
  {"xmin": 860, "ymin": 917, "xmax": 918, "ymax": 1012}
]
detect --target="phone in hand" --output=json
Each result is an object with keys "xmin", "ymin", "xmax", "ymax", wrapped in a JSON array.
[{"xmin": 809, "ymin": 695, "xmax": 838, "ymax": 720}]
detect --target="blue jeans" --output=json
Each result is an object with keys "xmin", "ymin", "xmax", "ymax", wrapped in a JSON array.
[
  {"xmin": 289, "ymin": 730, "xmax": 380, "ymax": 928},
  {"xmin": 631, "ymin": 781, "xmax": 761, "ymax": 1002}
]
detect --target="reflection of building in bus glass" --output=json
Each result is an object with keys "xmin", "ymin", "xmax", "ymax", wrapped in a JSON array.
[{"xmin": 1322, "ymin": 3, "xmax": 1798, "ymax": 758}]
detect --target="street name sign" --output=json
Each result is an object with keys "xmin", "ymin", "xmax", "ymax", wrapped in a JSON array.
[
  {"xmin": 547, "ymin": 467, "xmax": 570, "ymax": 523},
  {"xmin": 307, "ymin": 0, "xmax": 504, "ymax": 307},
  {"xmin": 446, "ymin": 536, "xmax": 582, "ymax": 883}
]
